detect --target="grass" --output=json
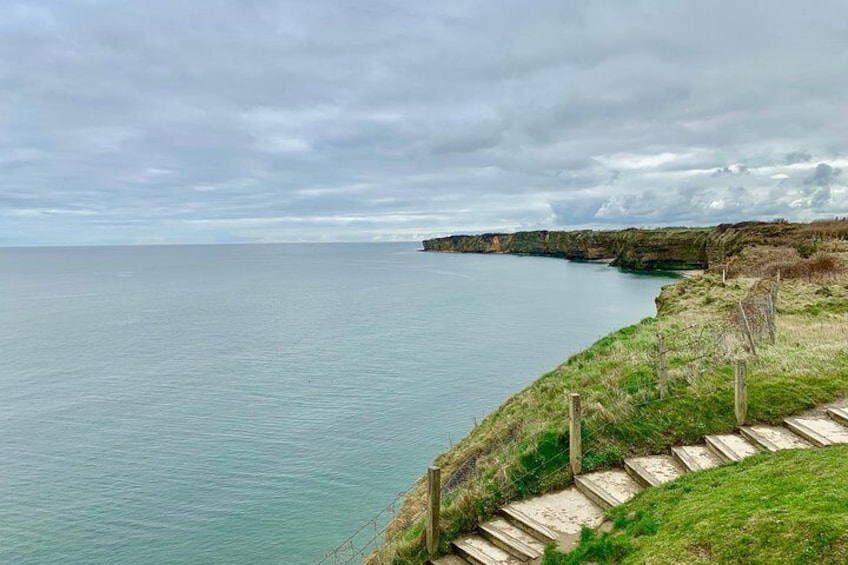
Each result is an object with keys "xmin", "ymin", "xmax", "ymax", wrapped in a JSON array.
[
  {"xmin": 543, "ymin": 446, "xmax": 848, "ymax": 564},
  {"xmin": 368, "ymin": 260, "xmax": 848, "ymax": 564}
]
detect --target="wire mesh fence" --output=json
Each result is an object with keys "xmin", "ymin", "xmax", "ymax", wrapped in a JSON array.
[
  {"xmin": 313, "ymin": 482, "xmax": 424, "ymax": 565},
  {"xmin": 737, "ymin": 289, "xmax": 778, "ymax": 351}
]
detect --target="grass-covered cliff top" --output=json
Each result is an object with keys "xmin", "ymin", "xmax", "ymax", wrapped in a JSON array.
[{"xmin": 370, "ymin": 238, "xmax": 848, "ymax": 564}]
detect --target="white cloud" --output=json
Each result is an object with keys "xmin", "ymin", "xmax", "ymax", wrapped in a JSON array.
[
  {"xmin": 595, "ymin": 152, "xmax": 684, "ymax": 171},
  {"xmin": 255, "ymin": 135, "xmax": 312, "ymax": 154}
]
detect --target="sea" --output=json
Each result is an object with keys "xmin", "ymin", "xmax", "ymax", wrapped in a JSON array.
[{"xmin": 0, "ymin": 242, "xmax": 674, "ymax": 564}]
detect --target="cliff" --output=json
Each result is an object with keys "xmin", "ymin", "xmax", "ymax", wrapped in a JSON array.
[
  {"xmin": 372, "ymin": 234, "xmax": 848, "ymax": 564},
  {"xmin": 422, "ymin": 220, "xmax": 848, "ymax": 271}
]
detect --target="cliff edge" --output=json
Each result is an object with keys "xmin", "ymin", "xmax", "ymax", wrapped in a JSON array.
[{"xmin": 422, "ymin": 220, "xmax": 841, "ymax": 271}]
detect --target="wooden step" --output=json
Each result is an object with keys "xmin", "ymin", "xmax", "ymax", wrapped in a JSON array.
[
  {"xmin": 704, "ymin": 434, "xmax": 759, "ymax": 463},
  {"xmin": 453, "ymin": 535, "xmax": 523, "ymax": 565},
  {"xmin": 739, "ymin": 425, "xmax": 811, "ymax": 452},
  {"xmin": 499, "ymin": 505, "xmax": 557, "ymax": 545},
  {"xmin": 500, "ymin": 487, "xmax": 605, "ymax": 552},
  {"xmin": 671, "ymin": 445, "xmax": 723, "ymax": 472},
  {"xmin": 479, "ymin": 518, "xmax": 544, "ymax": 560},
  {"xmin": 784, "ymin": 417, "xmax": 848, "ymax": 447},
  {"xmin": 827, "ymin": 407, "xmax": 848, "ymax": 426},
  {"xmin": 624, "ymin": 455, "xmax": 686, "ymax": 488},
  {"xmin": 574, "ymin": 470, "xmax": 642, "ymax": 510}
]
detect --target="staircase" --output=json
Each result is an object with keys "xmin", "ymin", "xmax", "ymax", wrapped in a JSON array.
[{"xmin": 429, "ymin": 403, "xmax": 848, "ymax": 565}]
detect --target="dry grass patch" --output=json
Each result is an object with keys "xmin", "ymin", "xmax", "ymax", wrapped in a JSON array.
[{"xmin": 727, "ymin": 246, "xmax": 846, "ymax": 281}]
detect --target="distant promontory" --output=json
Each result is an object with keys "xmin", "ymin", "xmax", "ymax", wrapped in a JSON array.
[{"xmin": 423, "ymin": 220, "xmax": 848, "ymax": 271}]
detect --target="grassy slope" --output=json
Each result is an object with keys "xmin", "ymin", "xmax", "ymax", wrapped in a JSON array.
[
  {"xmin": 544, "ymin": 446, "xmax": 848, "ymax": 564},
  {"xmin": 374, "ymin": 269, "xmax": 848, "ymax": 564}
]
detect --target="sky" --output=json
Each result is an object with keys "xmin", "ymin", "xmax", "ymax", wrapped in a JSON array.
[{"xmin": 2, "ymin": 1, "xmax": 848, "ymax": 246}]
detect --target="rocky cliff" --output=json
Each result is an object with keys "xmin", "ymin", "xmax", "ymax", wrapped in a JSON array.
[{"xmin": 422, "ymin": 221, "xmax": 848, "ymax": 271}]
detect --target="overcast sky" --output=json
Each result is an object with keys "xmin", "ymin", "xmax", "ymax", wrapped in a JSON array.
[{"xmin": 2, "ymin": 1, "xmax": 848, "ymax": 245}]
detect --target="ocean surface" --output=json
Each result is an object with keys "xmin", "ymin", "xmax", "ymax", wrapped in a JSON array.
[{"xmin": 0, "ymin": 243, "xmax": 674, "ymax": 564}]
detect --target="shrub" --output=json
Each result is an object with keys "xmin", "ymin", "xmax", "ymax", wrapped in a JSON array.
[{"xmin": 728, "ymin": 246, "xmax": 844, "ymax": 282}]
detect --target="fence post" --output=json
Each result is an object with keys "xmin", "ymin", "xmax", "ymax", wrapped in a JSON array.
[
  {"xmin": 658, "ymin": 333, "xmax": 668, "ymax": 398},
  {"xmin": 722, "ymin": 267, "xmax": 727, "ymax": 285},
  {"xmin": 426, "ymin": 466, "xmax": 441, "ymax": 557},
  {"xmin": 737, "ymin": 301, "xmax": 757, "ymax": 355},
  {"xmin": 569, "ymin": 393, "xmax": 582, "ymax": 476},
  {"xmin": 766, "ymin": 294, "xmax": 777, "ymax": 344},
  {"xmin": 771, "ymin": 269, "xmax": 780, "ymax": 335},
  {"xmin": 735, "ymin": 360, "xmax": 747, "ymax": 427}
]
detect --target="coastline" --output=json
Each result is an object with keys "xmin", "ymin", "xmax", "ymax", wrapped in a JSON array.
[
  {"xmin": 371, "ymin": 224, "xmax": 848, "ymax": 564},
  {"xmin": 422, "ymin": 220, "xmax": 848, "ymax": 273}
]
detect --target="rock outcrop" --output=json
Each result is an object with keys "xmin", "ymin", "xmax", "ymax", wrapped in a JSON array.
[{"xmin": 422, "ymin": 220, "xmax": 848, "ymax": 271}]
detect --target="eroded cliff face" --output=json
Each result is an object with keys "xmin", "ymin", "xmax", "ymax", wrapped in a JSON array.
[
  {"xmin": 422, "ymin": 221, "xmax": 848, "ymax": 271},
  {"xmin": 423, "ymin": 228, "xmax": 711, "ymax": 270}
]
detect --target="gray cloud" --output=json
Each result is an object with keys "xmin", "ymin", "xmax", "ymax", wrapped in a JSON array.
[
  {"xmin": 805, "ymin": 163, "xmax": 842, "ymax": 189},
  {"xmin": 802, "ymin": 163, "xmax": 842, "ymax": 209},
  {"xmin": 785, "ymin": 151, "xmax": 812, "ymax": 165},
  {"xmin": 2, "ymin": 0, "xmax": 848, "ymax": 245}
]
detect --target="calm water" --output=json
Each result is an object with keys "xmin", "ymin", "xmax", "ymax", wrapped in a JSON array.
[{"xmin": 0, "ymin": 243, "xmax": 673, "ymax": 564}]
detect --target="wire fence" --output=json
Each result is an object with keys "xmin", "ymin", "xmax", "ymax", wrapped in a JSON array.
[
  {"xmin": 317, "ymin": 275, "xmax": 781, "ymax": 565},
  {"xmin": 314, "ymin": 481, "xmax": 424, "ymax": 565}
]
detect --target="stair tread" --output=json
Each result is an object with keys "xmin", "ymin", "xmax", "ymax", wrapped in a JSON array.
[
  {"xmin": 499, "ymin": 505, "xmax": 558, "ymax": 545},
  {"xmin": 671, "ymin": 445, "xmax": 723, "ymax": 472},
  {"xmin": 453, "ymin": 536, "xmax": 523, "ymax": 565},
  {"xmin": 740, "ymin": 425, "xmax": 811, "ymax": 451},
  {"xmin": 826, "ymin": 407, "xmax": 848, "ymax": 425},
  {"xmin": 480, "ymin": 518, "xmax": 544, "ymax": 559},
  {"xmin": 705, "ymin": 433, "xmax": 759, "ymax": 462},
  {"xmin": 576, "ymin": 469, "xmax": 642, "ymax": 508},
  {"xmin": 785, "ymin": 416, "xmax": 848, "ymax": 446},
  {"xmin": 625, "ymin": 455, "xmax": 686, "ymax": 487},
  {"xmin": 504, "ymin": 486, "xmax": 605, "ymax": 548}
]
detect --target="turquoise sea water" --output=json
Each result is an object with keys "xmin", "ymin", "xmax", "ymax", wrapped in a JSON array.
[{"xmin": 0, "ymin": 243, "xmax": 674, "ymax": 564}]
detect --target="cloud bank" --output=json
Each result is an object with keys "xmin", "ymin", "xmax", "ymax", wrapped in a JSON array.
[{"xmin": 2, "ymin": 1, "xmax": 848, "ymax": 245}]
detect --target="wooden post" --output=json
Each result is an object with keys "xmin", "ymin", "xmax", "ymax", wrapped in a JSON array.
[
  {"xmin": 658, "ymin": 333, "xmax": 668, "ymax": 398},
  {"xmin": 737, "ymin": 301, "xmax": 757, "ymax": 355},
  {"xmin": 426, "ymin": 466, "xmax": 441, "ymax": 557},
  {"xmin": 569, "ymin": 393, "xmax": 582, "ymax": 476},
  {"xmin": 766, "ymin": 294, "xmax": 777, "ymax": 344},
  {"xmin": 735, "ymin": 360, "xmax": 747, "ymax": 426},
  {"xmin": 722, "ymin": 267, "xmax": 727, "ymax": 285}
]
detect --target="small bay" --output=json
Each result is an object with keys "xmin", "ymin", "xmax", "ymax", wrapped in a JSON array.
[{"xmin": 0, "ymin": 243, "xmax": 674, "ymax": 564}]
